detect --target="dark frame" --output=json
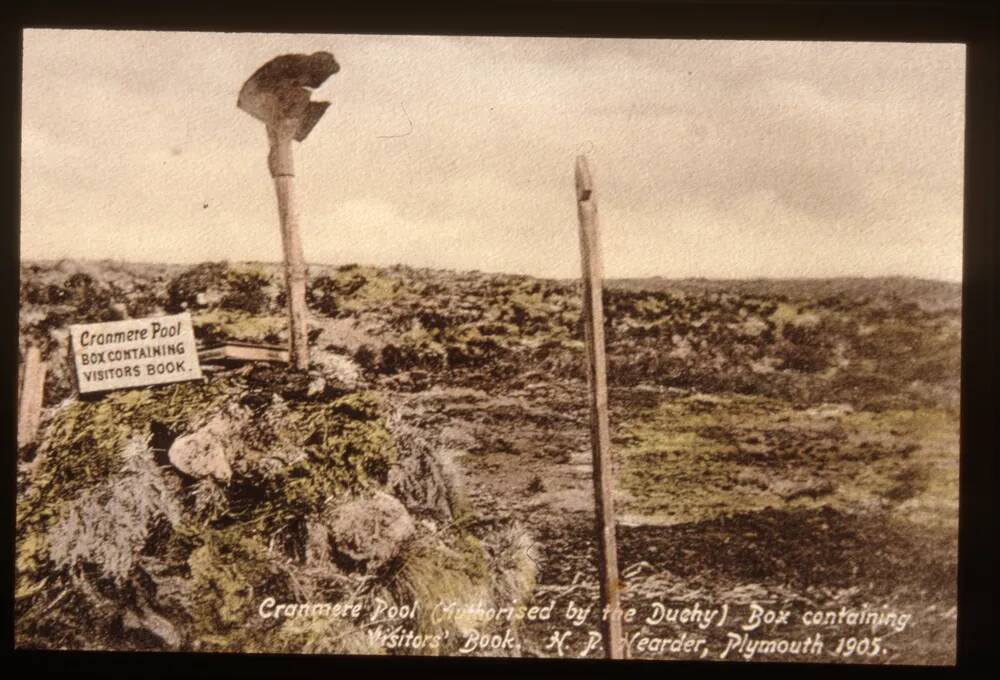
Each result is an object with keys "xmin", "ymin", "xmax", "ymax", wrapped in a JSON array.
[{"xmin": 4, "ymin": 1, "xmax": 996, "ymax": 677}]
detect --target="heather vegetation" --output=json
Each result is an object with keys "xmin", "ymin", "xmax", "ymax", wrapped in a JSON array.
[{"xmin": 16, "ymin": 259, "xmax": 959, "ymax": 661}]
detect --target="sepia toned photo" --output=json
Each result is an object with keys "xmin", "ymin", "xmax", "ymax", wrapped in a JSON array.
[{"xmin": 17, "ymin": 29, "xmax": 963, "ymax": 664}]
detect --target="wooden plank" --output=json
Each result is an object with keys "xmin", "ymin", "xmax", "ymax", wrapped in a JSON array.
[
  {"xmin": 575, "ymin": 154, "xmax": 624, "ymax": 659},
  {"xmin": 196, "ymin": 347, "xmax": 231, "ymax": 363},
  {"xmin": 198, "ymin": 343, "xmax": 289, "ymax": 364},
  {"xmin": 202, "ymin": 340, "xmax": 287, "ymax": 349},
  {"xmin": 17, "ymin": 346, "xmax": 47, "ymax": 448}
]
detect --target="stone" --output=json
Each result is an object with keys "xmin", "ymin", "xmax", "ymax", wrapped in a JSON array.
[
  {"xmin": 194, "ymin": 290, "xmax": 224, "ymax": 308},
  {"xmin": 322, "ymin": 490, "xmax": 415, "ymax": 572},
  {"xmin": 307, "ymin": 376, "xmax": 327, "ymax": 397},
  {"xmin": 122, "ymin": 605, "xmax": 181, "ymax": 649},
  {"xmin": 311, "ymin": 351, "xmax": 363, "ymax": 389},
  {"xmin": 167, "ymin": 414, "xmax": 238, "ymax": 483}
]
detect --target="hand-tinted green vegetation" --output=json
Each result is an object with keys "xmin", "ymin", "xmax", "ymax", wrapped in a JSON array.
[{"xmin": 17, "ymin": 259, "xmax": 959, "ymax": 662}]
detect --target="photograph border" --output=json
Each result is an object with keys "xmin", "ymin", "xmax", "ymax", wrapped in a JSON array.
[{"xmin": 4, "ymin": 1, "xmax": 996, "ymax": 677}]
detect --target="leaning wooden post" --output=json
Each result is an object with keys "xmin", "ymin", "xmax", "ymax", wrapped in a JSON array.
[
  {"xmin": 17, "ymin": 346, "xmax": 47, "ymax": 448},
  {"xmin": 575, "ymin": 155, "xmax": 624, "ymax": 659},
  {"xmin": 237, "ymin": 52, "xmax": 340, "ymax": 371}
]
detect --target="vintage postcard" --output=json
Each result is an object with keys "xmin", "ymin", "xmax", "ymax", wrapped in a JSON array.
[{"xmin": 17, "ymin": 29, "xmax": 963, "ymax": 664}]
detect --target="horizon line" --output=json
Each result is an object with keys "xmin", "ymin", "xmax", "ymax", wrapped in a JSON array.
[{"xmin": 20, "ymin": 256, "xmax": 964, "ymax": 286}]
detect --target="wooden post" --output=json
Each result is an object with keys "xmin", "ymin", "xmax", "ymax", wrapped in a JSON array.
[
  {"xmin": 268, "ymin": 121, "xmax": 310, "ymax": 371},
  {"xmin": 238, "ymin": 53, "xmax": 338, "ymax": 373},
  {"xmin": 18, "ymin": 346, "xmax": 47, "ymax": 448},
  {"xmin": 575, "ymin": 155, "xmax": 623, "ymax": 659}
]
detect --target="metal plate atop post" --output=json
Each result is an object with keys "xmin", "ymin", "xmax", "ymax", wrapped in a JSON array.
[{"xmin": 238, "ymin": 52, "xmax": 339, "ymax": 141}]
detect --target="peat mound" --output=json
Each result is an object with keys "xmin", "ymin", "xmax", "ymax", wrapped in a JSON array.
[{"xmin": 15, "ymin": 367, "xmax": 537, "ymax": 655}]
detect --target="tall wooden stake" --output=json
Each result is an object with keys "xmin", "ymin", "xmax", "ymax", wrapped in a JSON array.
[
  {"xmin": 268, "ymin": 121, "xmax": 310, "ymax": 370},
  {"xmin": 238, "ymin": 52, "xmax": 339, "ymax": 372},
  {"xmin": 18, "ymin": 346, "xmax": 46, "ymax": 448},
  {"xmin": 575, "ymin": 155, "xmax": 623, "ymax": 659}
]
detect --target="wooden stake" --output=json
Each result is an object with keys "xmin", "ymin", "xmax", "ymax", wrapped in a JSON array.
[
  {"xmin": 575, "ymin": 155, "xmax": 623, "ymax": 659},
  {"xmin": 239, "ymin": 54, "xmax": 337, "ymax": 373},
  {"xmin": 268, "ymin": 122, "xmax": 310, "ymax": 371},
  {"xmin": 18, "ymin": 346, "xmax": 47, "ymax": 448}
]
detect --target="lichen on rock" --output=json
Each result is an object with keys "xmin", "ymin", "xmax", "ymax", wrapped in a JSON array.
[{"xmin": 167, "ymin": 410, "xmax": 245, "ymax": 483}]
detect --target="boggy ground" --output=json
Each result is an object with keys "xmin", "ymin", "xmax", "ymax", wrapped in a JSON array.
[
  {"xmin": 389, "ymin": 379, "xmax": 958, "ymax": 665},
  {"xmin": 18, "ymin": 260, "xmax": 960, "ymax": 664}
]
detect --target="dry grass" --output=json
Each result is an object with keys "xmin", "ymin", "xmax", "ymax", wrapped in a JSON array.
[{"xmin": 47, "ymin": 436, "xmax": 181, "ymax": 583}]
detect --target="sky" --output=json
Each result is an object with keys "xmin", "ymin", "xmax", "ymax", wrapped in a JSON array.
[{"xmin": 21, "ymin": 30, "xmax": 965, "ymax": 281}]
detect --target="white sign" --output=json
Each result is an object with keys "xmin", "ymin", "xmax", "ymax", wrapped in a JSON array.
[{"xmin": 69, "ymin": 313, "xmax": 203, "ymax": 394}]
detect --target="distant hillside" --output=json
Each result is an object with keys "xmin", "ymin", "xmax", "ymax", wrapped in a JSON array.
[
  {"xmin": 606, "ymin": 276, "xmax": 961, "ymax": 312},
  {"xmin": 20, "ymin": 259, "xmax": 961, "ymax": 411}
]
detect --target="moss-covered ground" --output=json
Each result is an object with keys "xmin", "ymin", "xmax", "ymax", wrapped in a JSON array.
[
  {"xmin": 616, "ymin": 394, "xmax": 959, "ymax": 531},
  {"xmin": 16, "ymin": 374, "xmax": 399, "ymax": 651},
  {"xmin": 17, "ymin": 260, "xmax": 961, "ymax": 662}
]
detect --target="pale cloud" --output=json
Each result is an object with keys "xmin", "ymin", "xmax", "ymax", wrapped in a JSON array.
[{"xmin": 21, "ymin": 30, "xmax": 965, "ymax": 280}]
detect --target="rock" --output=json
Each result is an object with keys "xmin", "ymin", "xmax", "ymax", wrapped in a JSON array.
[
  {"xmin": 167, "ymin": 413, "xmax": 241, "ymax": 483},
  {"xmin": 307, "ymin": 373, "xmax": 352, "ymax": 400},
  {"xmin": 307, "ymin": 376, "xmax": 327, "ymax": 397},
  {"xmin": 771, "ymin": 477, "xmax": 835, "ymax": 501},
  {"xmin": 194, "ymin": 290, "xmax": 223, "ymax": 308},
  {"xmin": 122, "ymin": 606, "xmax": 180, "ymax": 649},
  {"xmin": 322, "ymin": 490, "xmax": 415, "ymax": 572},
  {"xmin": 311, "ymin": 352, "xmax": 364, "ymax": 389}
]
